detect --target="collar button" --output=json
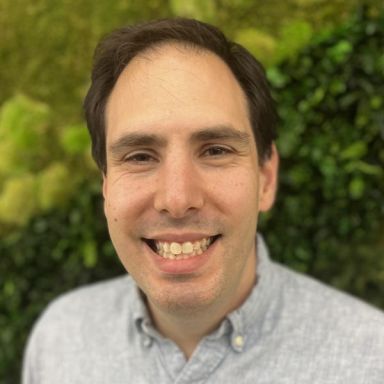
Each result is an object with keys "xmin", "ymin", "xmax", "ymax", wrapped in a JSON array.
[
  {"xmin": 232, "ymin": 335, "xmax": 244, "ymax": 351},
  {"xmin": 142, "ymin": 336, "xmax": 153, "ymax": 348}
]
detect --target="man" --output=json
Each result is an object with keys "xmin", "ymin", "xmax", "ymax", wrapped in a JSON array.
[{"xmin": 23, "ymin": 18, "xmax": 384, "ymax": 383}]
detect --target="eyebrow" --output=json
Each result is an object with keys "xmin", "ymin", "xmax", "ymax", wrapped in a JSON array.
[
  {"xmin": 108, "ymin": 125, "xmax": 251, "ymax": 156},
  {"xmin": 190, "ymin": 125, "xmax": 251, "ymax": 144},
  {"xmin": 109, "ymin": 133, "xmax": 167, "ymax": 157}
]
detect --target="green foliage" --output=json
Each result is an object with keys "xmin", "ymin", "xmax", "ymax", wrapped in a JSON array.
[
  {"xmin": 37, "ymin": 162, "xmax": 75, "ymax": 210},
  {"xmin": 0, "ymin": 95, "xmax": 96, "ymax": 233},
  {"xmin": 275, "ymin": 20, "xmax": 314, "ymax": 62},
  {"xmin": 169, "ymin": 0, "xmax": 217, "ymax": 21},
  {"xmin": 0, "ymin": 174, "xmax": 39, "ymax": 226},
  {"xmin": 60, "ymin": 124, "xmax": 91, "ymax": 156},
  {"xmin": 235, "ymin": 28, "xmax": 277, "ymax": 66},
  {"xmin": 261, "ymin": 9, "xmax": 384, "ymax": 307},
  {"xmin": 0, "ymin": 94, "xmax": 51, "ymax": 177}
]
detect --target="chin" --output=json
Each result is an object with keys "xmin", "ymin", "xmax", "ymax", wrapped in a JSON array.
[{"xmin": 148, "ymin": 283, "xmax": 221, "ymax": 316}]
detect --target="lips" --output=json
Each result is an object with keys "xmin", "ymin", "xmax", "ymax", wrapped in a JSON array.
[
  {"xmin": 142, "ymin": 234, "xmax": 221, "ymax": 275},
  {"xmin": 143, "ymin": 235, "xmax": 220, "ymax": 260}
]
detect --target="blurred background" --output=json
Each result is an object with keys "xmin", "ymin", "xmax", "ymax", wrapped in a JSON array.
[{"xmin": 1, "ymin": 0, "xmax": 383, "ymax": 382}]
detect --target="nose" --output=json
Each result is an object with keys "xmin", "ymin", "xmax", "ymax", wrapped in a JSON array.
[{"xmin": 153, "ymin": 156, "xmax": 204, "ymax": 218}]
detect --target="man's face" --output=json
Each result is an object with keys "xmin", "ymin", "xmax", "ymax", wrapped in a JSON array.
[{"xmin": 103, "ymin": 44, "xmax": 278, "ymax": 318}]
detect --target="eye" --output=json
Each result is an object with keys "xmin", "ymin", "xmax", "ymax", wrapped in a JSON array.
[
  {"xmin": 202, "ymin": 145, "xmax": 232, "ymax": 157},
  {"xmin": 124, "ymin": 152, "xmax": 157, "ymax": 163}
]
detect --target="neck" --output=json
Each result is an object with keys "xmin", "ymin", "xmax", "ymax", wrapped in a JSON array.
[
  {"xmin": 146, "ymin": 273, "xmax": 256, "ymax": 359},
  {"xmin": 148, "ymin": 300, "xmax": 227, "ymax": 359}
]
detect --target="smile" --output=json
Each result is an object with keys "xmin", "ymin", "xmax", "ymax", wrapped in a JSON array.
[{"xmin": 144, "ymin": 235, "xmax": 220, "ymax": 260}]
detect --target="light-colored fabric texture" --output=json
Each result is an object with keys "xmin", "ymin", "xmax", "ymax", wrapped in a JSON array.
[{"xmin": 22, "ymin": 236, "xmax": 384, "ymax": 383}]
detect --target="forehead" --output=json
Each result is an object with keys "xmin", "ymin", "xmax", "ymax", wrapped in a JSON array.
[{"xmin": 105, "ymin": 43, "xmax": 252, "ymax": 140}]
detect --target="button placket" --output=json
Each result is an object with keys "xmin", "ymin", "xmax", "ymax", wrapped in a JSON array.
[{"xmin": 174, "ymin": 331, "xmax": 231, "ymax": 383}]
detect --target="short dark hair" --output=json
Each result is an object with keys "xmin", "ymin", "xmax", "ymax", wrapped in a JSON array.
[{"xmin": 84, "ymin": 18, "xmax": 277, "ymax": 173}]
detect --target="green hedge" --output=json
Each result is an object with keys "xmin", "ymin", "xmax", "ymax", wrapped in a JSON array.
[
  {"xmin": 1, "ymin": 8, "xmax": 383, "ymax": 384},
  {"xmin": 263, "ymin": 8, "xmax": 384, "ymax": 302}
]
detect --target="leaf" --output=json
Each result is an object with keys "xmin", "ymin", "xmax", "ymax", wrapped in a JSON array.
[
  {"xmin": 0, "ymin": 94, "xmax": 50, "ymax": 143},
  {"xmin": 340, "ymin": 142, "xmax": 368, "ymax": 160},
  {"xmin": 276, "ymin": 20, "xmax": 313, "ymax": 61},
  {"xmin": 37, "ymin": 162, "xmax": 74, "ymax": 211},
  {"xmin": 235, "ymin": 28, "xmax": 277, "ymax": 65},
  {"xmin": 60, "ymin": 124, "xmax": 90, "ymax": 155},
  {"xmin": 267, "ymin": 67, "xmax": 289, "ymax": 88},
  {"xmin": 327, "ymin": 40, "xmax": 353, "ymax": 63},
  {"xmin": 348, "ymin": 177, "xmax": 365, "ymax": 199},
  {"xmin": 0, "ymin": 174, "xmax": 38, "ymax": 226},
  {"xmin": 169, "ymin": 0, "xmax": 216, "ymax": 20},
  {"xmin": 82, "ymin": 240, "xmax": 98, "ymax": 268}
]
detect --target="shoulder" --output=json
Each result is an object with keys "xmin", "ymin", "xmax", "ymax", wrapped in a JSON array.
[
  {"xmin": 22, "ymin": 276, "xmax": 143, "ymax": 383},
  {"xmin": 27, "ymin": 275, "xmax": 137, "ymax": 346},
  {"xmin": 272, "ymin": 261, "xmax": 384, "ymax": 362},
  {"xmin": 45, "ymin": 275, "xmax": 134, "ymax": 313},
  {"xmin": 275, "ymin": 261, "xmax": 384, "ymax": 323}
]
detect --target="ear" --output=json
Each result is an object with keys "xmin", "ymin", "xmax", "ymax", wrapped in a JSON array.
[{"xmin": 258, "ymin": 143, "xmax": 279, "ymax": 212}]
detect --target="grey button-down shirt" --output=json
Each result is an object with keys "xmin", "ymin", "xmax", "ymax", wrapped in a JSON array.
[{"xmin": 23, "ymin": 236, "xmax": 384, "ymax": 383}]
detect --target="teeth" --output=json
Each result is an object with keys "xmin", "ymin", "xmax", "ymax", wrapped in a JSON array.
[
  {"xmin": 182, "ymin": 242, "xmax": 193, "ymax": 254},
  {"xmin": 170, "ymin": 242, "xmax": 182, "ymax": 255},
  {"xmin": 154, "ymin": 237, "xmax": 213, "ymax": 259}
]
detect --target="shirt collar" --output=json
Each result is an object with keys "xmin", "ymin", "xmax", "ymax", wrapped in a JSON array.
[{"xmin": 132, "ymin": 285, "xmax": 151, "ymax": 331}]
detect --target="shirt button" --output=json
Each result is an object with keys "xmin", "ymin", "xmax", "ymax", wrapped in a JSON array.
[
  {"xmin": 233, "ymin": 335, "xmax": 244, "ymax": 349},
  {"xmin": 142, "ymin": 336, "xmax": 152, "ymax": 348}
]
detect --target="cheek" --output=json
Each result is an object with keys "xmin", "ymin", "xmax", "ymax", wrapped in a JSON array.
[
  {"xmin": 104, "ymin": 179, "xmax": 152, "ymax": 223},
  {"xmin": 206, "ymin": 168, "xmax": 259, "ymax": 213}
]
